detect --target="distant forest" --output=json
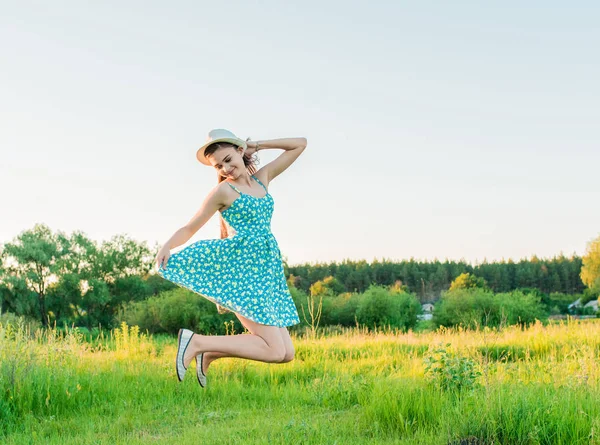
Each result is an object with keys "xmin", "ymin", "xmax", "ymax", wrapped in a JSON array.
[
  {"xmin": 286, "ymin": 255, "xmax": 584, "ymax": 302},
  {"xmin": 1, "ymin": 223, "xmax": 591, "ymax": 329}
]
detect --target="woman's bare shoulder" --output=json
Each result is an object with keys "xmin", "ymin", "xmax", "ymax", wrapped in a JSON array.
[
  {"xmin": 205, "ymin": 181, "xmax": 236, "ymax": 208},
  {"xmin": 253, "ymin": 168, "xmax": 270, "ymax": 188}
]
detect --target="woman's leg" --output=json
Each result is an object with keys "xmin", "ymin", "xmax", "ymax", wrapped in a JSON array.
[
  {"xmin": 278, "ymin": 326, "xmax": 295, "ymax": 362},
  {"xmin": 201, "ymin": 323, "xmax": 295, "ymax": 372},
  {"xmin": 183, "ymin": 312, "xmax": 287, "ymax": 368}
]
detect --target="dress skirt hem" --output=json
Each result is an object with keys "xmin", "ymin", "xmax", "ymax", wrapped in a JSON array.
[{"xmin": 168, "ymin": 278, "xmax": 301, "ymax": 328}]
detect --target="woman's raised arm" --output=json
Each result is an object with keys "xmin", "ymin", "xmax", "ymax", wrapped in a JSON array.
[{"xmin": 251, "ymin": 137, "xmax": 307, "ymax": 183}]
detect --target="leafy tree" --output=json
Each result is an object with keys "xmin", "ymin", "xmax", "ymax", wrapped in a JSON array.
[
  {"xmin": 0, "ymin": 224, "xmax": 157, "ymax": 328},
  {"xmin": 288, "ymin": 255, "xmax": 585, "ymax": 297},
  {"xmin": 449, "ymin": 273, "xmax": 488, "ymax": 291},
  {"xmin": 581, "ymin": 234, "xmax": 600, "ymax": 295},
  {"xmin": 0, "ymin": 224, "xmax": 70, "ymax": 326},
  {"xmin": 309, "ymin": 276, "xmax": 345, "ymax": 297}
]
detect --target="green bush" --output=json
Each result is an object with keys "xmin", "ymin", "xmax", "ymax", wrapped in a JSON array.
[
  {"xmin": 328, "ymin": 292, "xmax": 361, "ymax": 327},
  {"xmin": 424, "ymin": 342, "xmax": 482, "ymax": 392},
  {"xmin": 433, "ymin": 288, "xmax": 498, "ymax": 329},
  {"xmin": 290, "ymin": 285, "xmax": 362, "ymax": 329},
  {"xmin": 116, "ymin": 288, "xmax": 242, "ymax": 335},
  {"xmin": 433, "ymin": 288, "xmax": 546, "ymax": 329},
  {"xmin": 494, "ymin": 290, "xmax": 545, "ymax": 326},
  {"xmin": 543, "ymin": 292, "xmax": 580, "ymax": 314},
  {"xmin": 289, "ymin": 286, "xmax": 310, "ymax": 327},
  {"xmin": 355, "ymin": 285, "xmax": 420, "ymax": 332},
  {"xmin": 314, "ymin": 292, "xmax": 361, "ymax": 327}
]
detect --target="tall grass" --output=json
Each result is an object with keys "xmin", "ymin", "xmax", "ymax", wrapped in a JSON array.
[{"xmin": 1, "ymin": 317, "xmax": 599, "ymax": 444}]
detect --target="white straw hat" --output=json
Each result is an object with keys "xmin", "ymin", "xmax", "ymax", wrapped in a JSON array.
[{"xmin": 196, "ymin": 128, "xmax": 247, "ymax": 166}]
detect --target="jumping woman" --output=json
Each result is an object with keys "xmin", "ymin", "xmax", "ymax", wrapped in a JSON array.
[{"xmin": 154, "ymin": 128, "xmax": 307, "ymax": 387}]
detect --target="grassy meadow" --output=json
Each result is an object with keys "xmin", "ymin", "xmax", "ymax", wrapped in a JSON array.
[{"xmin": 1, "ymin": 318, "xmax": 600, "ymax": 444}]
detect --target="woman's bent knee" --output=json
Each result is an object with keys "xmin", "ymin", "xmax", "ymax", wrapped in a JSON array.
[
  {"xmin": 270, "ymin": 347, "xmax": 287, "ymax": 363},
  {"xmin": 278, "ymin": 346, "xmax": 295, "ymax": 363},
  {"xmin": 279, "ymin": 353, "xmax": 295, "ymax": 363}
]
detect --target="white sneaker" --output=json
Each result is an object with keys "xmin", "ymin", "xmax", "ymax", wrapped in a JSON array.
[
  {"xmin": 176, "ymin": 328, "xmax": 195, "ymax": 382},
  {"xmin": 196, "ymin": 353, "xmax": 207, "ymax": 388}
]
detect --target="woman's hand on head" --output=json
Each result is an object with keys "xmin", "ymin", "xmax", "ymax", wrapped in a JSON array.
[
  {"xmin": 244, "ymin": 139, "xmax": 258, "ymax": 155},
  {"xmin": 155, "ymin": 245, "xmax": 171, "ymax": 270}
]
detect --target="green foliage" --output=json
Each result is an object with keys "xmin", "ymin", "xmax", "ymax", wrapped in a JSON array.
[
  {"xmin": 0, "ymin": 224, "xmax": 67, "ymax": 326},
  {"xmin": 355, "ymin": 285, "xmax": 421, "ymax": 332},
  {"xmin": 288, "ymin": 255, "xmax": 586, "ymax": 297},
  {"xmin": 581, "ymin": 287, "xmax": 599, "ymax": 305},
  {"xmin": 2, "ymin": 316, "xmax": 600, "ymax": 442},
  {"xmin": 493, "ymin": 290, "xmax": 546, "ymax": 326},
  {"xmin": 116, "ymin": 288, "xmax": 242, "ymax": 335},
  {"xmin": 0, "ymin": 310, "xmax": 41, "ymax": 333},
  {"xmin": 288, "ymin": 285, "xmax": 308, "ymax": 311},
  {"xmin": 581, "ymin": 234, "xmax": 600, "ymax": 293},
  {"xmin": 433, "ymin": 288, "xmax": 546, "ymax": 329},
  {"xmin": 569, "ymin": 290, "xmax": 600, "ymax": 316},
  {"xmin": 288, "ymin": 285, "xmax": 313, "ymax": 330},
  {"xmin": 423, "ymin": 343, "xmax": 482, "ymax": 392},
  {"xmin": 0, "ymin": 224, "xmax": 591, "ymax": 333},
  {"xmin": 294, "ymin": 283, "xmax": 421, "ymax": 332},
  {"xmin": 543, "ymin": 291, "xmax": 581, "ymax": 314},
  {"xmin": 323, "ymin": 292, "xmax": 361, "ymax": 327},
  {"xmin": 309, "ymin": 276, "xmax": 345, "ymax": 297},
  {"xmin": 0, "ymin": 275, "xmax": 37, "ymax": 317},
  {"xmin": 449, "ymin": 272, "xmax": 488, "ymax": 291},
  {"xmin": 433, "ymin": 288, "xmax": 496, "ymax": 329},
  {"xmin": 0, "ymin": 224, "xmax": 158, "ymax": 329}
]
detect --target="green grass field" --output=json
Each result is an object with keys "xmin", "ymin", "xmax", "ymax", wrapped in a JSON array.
[{"xmin": 1, "ymin": 319, "xmax": 599, "ymax": 444}]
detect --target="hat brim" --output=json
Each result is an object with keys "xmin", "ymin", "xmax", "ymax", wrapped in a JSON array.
[{"xmin": 196, "ymin": 138, "xmax": 247, "ymax": 166}]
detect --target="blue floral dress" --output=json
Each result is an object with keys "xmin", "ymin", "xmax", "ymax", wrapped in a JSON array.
[{"xmin": 158, "ymin": 174, "xmax": 301, "ymax": 327}]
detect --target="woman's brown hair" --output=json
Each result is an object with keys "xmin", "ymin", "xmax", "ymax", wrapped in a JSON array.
[{"xmin": 203, "ymin": 142, "xmax": 259, "ymax": 239}]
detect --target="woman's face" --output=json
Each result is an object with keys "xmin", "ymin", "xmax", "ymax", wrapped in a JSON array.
[{"xmin": 207, "ymin": 145, "xmax": 245, "ymax": 179}]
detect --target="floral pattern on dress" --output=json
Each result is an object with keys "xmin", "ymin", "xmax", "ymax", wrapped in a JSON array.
[{"xmin": 158, "ymin": 175, "xmax": 301, "ymax": 327}]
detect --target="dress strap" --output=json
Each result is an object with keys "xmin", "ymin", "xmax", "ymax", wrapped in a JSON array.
[
  {"xmin": 226, "ymin": 182, "xmax": 242, "ymax": 194},
  {"xmin": 251, "ymin": 175, "xmax": 268, "ymax": 193}
]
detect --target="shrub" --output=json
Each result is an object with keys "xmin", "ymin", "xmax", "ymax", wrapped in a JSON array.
[
  {"xmin": 116, "ymin": 288, "xmax": 241, "ymax": 335},
  {"xmin": 423, "ymin": 342, "xmax": 481, "ymax": 392},
  {"xmin": 433, "ymin": 288, "xmax": 498, "ymax": 329},
  {"xmin": 433, "ymin": 288, "xmax": 546, "ymax": 329},
  {"xmin": 544, "ymin": 292, "xmax": 580, "ymax": 314},
  {"xmin": 328, "ymin": 292, "xmax": 361, "ymax": 327},
  {"xmin": 292, "ymin": 286, "xmax": 361, "ymax": 328},
  {"xmin": 355, "ymin": 285, "xmax": 420, "ymax": 331},
  {"xmin": 494, "ymin": 290, "xmax": 545, "ymax": 326}
]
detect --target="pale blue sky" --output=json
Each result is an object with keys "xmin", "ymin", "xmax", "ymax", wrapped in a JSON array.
[{"xmin": 2, "ymin": 1, "xmax": 599, "ymax": 266}]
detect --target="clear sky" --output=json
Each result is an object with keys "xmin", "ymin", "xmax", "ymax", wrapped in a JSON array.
[{"xmin": 2, "ymin": 1, "xmax": 599, "ymax": 266}]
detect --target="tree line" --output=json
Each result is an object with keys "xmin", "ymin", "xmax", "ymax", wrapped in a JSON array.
[
  {"xmin": 1, "ymin": 224, "xmax": 598, "ymax": 332},
  {"xmin": 286, "ymin": 255, "xmax": 585, "ymax": 302}
]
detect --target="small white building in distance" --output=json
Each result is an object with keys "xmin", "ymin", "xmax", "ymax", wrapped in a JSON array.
[
  {"xmin": 584, "ymin": 299, "xmax": 599, "ymax": 312},
  {"xmin": 422, "ymin": 303, "xmax": 434, "ymax": 313},
  {"xmin": 568, "ymin": 298, "xmax": 599, "ymax": 313},
  {"xmin": 418, "ymin": 303, "xmax": 435, "ymax": 321}
]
